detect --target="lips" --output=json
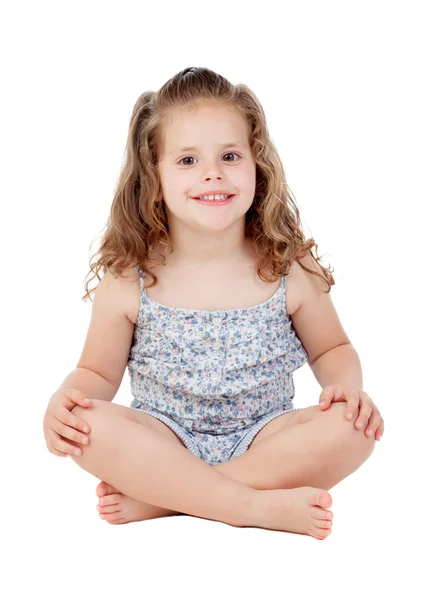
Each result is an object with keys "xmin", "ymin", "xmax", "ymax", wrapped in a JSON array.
[
  {"xmin": 192, "ymin": 190, "xmax": 234, "ymax": 199},
  {"xmin": 192, "ymin": 194, "xmax": 235, "ymax": 200},
  {"xmin": 193, "ymin": 194, "xmax": 235, "ymax": 207}
]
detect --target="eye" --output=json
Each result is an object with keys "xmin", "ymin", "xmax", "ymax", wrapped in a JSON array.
[
  {"xmin": 178, "ymin": 152, "xmax": 241, "ymax": 166},
  {"xmin": 223, "ymin": 152, "xmax": 241, "ymax": 162}
]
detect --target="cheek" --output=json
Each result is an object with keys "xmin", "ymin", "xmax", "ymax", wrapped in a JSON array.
[
  {"xmin": 160, "ymin": 176, "xmax": 189, "ymax": 203},
  {"xmin": 238, "ymin": 167, "xmax": 256, "ymax": 201},
  {"xmin": 239, "ymin": 162, "xmax": 256, "ymax": 187}
]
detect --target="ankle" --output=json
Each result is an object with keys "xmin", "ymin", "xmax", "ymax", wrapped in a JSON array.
[{"xmin": 234, "ymin": 488, "xmax": 264, "ymax": 528}]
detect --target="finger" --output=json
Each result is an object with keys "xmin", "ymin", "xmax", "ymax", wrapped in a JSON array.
[
  {"xmin": 355, "ymin": 395, "xmax": 374, "ymax": 431},
  {"xmin": 52, "ymin": 415, "xmax": 90, "ymax": 445},
  {"xmin": 56, "ymin": 431, "xmax": 85, "ymax": 456},
  {"xmin": 60, "ymin": 404, "xmax": 91, "ymax": 435},
  {"xmin": 375, "ymin": 418, "xmax": 385, "ymax": 441},
  {"xmin": 365, "ymin": 409, "xmax": 382, "ymax": 438},
  {"xmin": 46, "ymin": 442, "xmax": 70, "ymax": 458},
  {"xmin": 319, "ymin": 385, "xmax": 339, "ymax": 409},
  {"xmin": 345, "ymin": 390, "xmax": 361, "ymax": 421},
  {"xmin": 63, "ymin": 389, "xmax": 94, "ymax": 409},
  {"xmin": 47, "ymin": 432, "xmax": 83, "ymax": 457}
]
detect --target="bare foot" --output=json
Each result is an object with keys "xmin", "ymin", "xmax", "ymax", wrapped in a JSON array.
[
  {"xmin": 95, "ymin": 482, "xmax": 334, "ymax": 537},
  {"xmin": 95, "ymin": 481, "xmax": 182, "ymax": 524},
  {"xmin": 250, "ymin": 486, "xmax": 334, "ymax": 540}
]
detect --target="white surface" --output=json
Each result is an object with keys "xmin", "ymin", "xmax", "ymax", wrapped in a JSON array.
[{"xmin": 1, "ymin": 1, "xmax": 432, "ymax": 598}]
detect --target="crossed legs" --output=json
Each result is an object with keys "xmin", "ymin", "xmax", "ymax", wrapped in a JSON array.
[
  {"xmin": 216, "ymin": 401, "xmax": 376, "ymax": 490},
  {"xmin": 69, "ymin": 399, "xmax": 376, "ymax": 525}
]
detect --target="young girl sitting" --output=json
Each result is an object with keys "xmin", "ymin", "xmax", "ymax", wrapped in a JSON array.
[{"xmin": 43, "ymin": 66, "xmax": 384, "ymax": 540}]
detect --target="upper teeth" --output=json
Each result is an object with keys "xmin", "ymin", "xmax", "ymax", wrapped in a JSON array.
[{"xmin": 197, "ymin": 194, "xmax": 230, "ymax": 201}]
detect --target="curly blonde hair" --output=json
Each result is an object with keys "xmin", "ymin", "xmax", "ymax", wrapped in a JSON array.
[{"xmin": 82, "ymin": 66, "xmax": 335, "ymax": 302}]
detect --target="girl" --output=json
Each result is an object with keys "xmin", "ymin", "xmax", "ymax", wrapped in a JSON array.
[{"xmin": 43, "ymin": 66, "xmax": 384, "ymax": 540}]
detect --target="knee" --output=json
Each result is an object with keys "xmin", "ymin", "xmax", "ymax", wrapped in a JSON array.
[
  {"xmin": 70, "ymin": 398, "xmax": 105, "ymax": 421},
  {"xmin": 69, "ymin": 399, "xmax": 107, "ymax": 469},
  {"xmin": 69, "ymin": 399, "xmax": 107, "ymax": 453},
  {"xmin": 70, "ymin": 398, "xmax": 122, "ymax": 443},
  {"xmin": 327, "ymin": 401, "xmax": 376, "ymax": 459}
]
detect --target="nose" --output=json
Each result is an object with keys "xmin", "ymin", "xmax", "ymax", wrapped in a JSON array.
[
  {"xmin": 203, "ymin": 170, "xmax": 224, "ymax": 182},
  {"xmin": 202, "ymin": 160, "xmax": 225, "ymax": 182}
]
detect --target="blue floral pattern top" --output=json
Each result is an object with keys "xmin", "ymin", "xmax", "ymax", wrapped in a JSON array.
[{"xmin": 127, "ymin": 267, "xmax": 308, "ymax": 436}]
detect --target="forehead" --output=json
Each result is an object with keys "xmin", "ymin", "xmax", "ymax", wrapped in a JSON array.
[{"xmin": 163, "ymin": 103, "xmax": 249, "ymax": 155}]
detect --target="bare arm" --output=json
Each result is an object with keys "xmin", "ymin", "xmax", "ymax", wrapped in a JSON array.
[
  {"xmin": 290, "ymin": 254, "xmax": 360, "ymax": 390},
  {"xmin": 52, "ymin": 268, "xmax": 135, "ymax": 404},
  {"xmin": 55, "ymin": 367, "xmax": 118, "ymax": 403},
  {"xmin": 309, "ymin": 343, "xmax": 363, "ymax": 390}
]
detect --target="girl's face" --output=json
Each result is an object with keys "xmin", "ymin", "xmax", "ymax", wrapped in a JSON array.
[{"xmin": 157, "ymin": 102, "xmax": 256, "ymax": 234}]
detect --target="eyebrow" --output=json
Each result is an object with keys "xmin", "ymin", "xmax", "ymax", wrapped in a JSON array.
[{"xmin": 172, "ymin": 142, "xmax": 245, "ymax": 154}]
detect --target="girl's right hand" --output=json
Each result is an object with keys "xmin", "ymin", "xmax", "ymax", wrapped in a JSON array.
[{"xmin": 43, "ymin": 388, "xmax": 93, "ymax": 457}]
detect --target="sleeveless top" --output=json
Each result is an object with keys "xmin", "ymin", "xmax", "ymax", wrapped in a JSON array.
[{"xmin": 127, "ymin": 267, "xmax": 309, "ymax": 435}]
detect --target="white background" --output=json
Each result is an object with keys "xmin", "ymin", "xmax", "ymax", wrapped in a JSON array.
[{"xmin": 2, "ymin": 0, "xmax": 432, "ymax": 598}]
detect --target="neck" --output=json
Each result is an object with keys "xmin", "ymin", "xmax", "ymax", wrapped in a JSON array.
[{"xmin": 163, "ymin": 228, "xmax": 253, "ymax": 267}]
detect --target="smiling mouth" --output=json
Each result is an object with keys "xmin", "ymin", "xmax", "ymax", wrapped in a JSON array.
[{"xmin": 192, "ymin": 194, "xmax": 235, "ymax": 202}]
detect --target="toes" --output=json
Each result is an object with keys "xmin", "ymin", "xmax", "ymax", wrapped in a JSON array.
[
  {"xmin": 106, "ymin": 518, "xmax": 126, "ymax": 525},
  {"xmin": 319, "ymin": 491, "xmax": 332, "ymax": 509},
  {"xmin": 96, "ymin": 483, "xmax": 106, "ymax": 498},
  {"xmin": 99, "ymin": 511, "xmax": 123, "ymax": 523},
  {"xmin": 98, "ymin": 503, "xmax": 121, "ymax": 515},
  {"xmin": 312, "ymin": 507, "xmax": 333, "ymax": 520},
  {"xmin": 318, "ymin": 529, "xmax": 331, "ymax": 540},
  {"xmin": 98, "ymin": 493, "xmax": 122, "ymax": 507},
  {"xmin": 310, "ymin": 525, "xmax": 332, "ymax": 540},
  {"xmin": 309, "ymin": 488, "xmax": 332, "ymax": 509},
  {"xmin": 315, "ymin": 519, "xmax": 332, "ymax": 529},
  {"xmin": 96, "ymin": 482, "xmax": 120, "ymax": 498}
]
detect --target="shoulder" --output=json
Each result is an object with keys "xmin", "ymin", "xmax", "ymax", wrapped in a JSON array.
[
  {"xmin": 101, "ymin": 266, "xmax": 141, "ymax": 324},
  {"xmin": 285, "ymin": 253, "xmax": 328, "ymax": 315},
  {"xmin": 101, "ymin": 266, "xmax": 140, "ymax": 290},
  {"xmin": 293, "ymin": 252, "xmax": 329, "ymax": 293}
]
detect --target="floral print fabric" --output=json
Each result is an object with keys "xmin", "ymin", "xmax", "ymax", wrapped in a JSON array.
[{"xmin": 127, "ymin": 267, "xmax": 308, "ymax": 465}]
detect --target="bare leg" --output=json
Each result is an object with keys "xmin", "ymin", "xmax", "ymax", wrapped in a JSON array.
[
  {"xmin": 95, "ymin": 402, "xmax": 373, "ymax": 526},
  {"xmin": 70, "ymin": 403, "xmax": 255, "ymax": 528},
  {"xmin": 70, "ymin": 402, "xmax": 334, "ymax": 537},
  {"xmin": 216, "ymin": 401, "xmax": 376, "ymax": 490}
]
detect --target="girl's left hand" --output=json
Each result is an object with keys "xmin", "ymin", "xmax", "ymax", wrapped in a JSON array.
[{"xmin": 319, "ymin": 384, "xmax": 384, "ymax": 441}]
